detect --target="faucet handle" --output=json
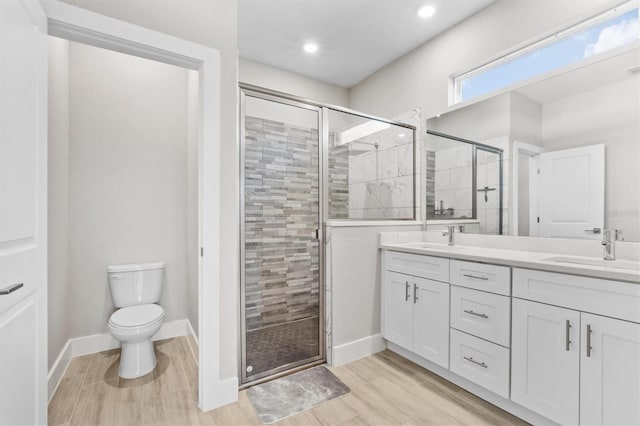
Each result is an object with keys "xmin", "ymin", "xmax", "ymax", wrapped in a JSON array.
[{"xmin": 442, "ymin": 224, "xmax": 455, "ymax": 236}]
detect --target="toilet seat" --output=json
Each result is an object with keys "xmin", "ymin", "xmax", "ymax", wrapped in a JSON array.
[{"xmin": 109, "ymin": 304, "xmax": 165, "ymax": 329}]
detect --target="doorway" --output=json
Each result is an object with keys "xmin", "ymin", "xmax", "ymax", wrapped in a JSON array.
[{"xmin": 239, "ymin": 90, "xmax": 325, "ymax": 384}]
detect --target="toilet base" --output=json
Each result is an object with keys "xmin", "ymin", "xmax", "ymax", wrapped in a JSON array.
[{"xmin": 119, "ymin": 339, "xmax": 157, "ymax": 379}]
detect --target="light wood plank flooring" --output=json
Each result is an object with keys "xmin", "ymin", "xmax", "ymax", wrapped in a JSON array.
[{"xmin": 49, "ymin": 336, "xmax": 528, "ymax": 425}]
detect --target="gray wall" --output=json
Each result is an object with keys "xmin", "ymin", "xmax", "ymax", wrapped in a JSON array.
[
  {"xmin": 349, "ymin": 0, "xmax": 608, "ymax": 119},
  {"xmin": 48, "ymin": 41, "xmax": 196, "ymax": 367},
  {"xmin": 60, "ymin": 0, "xmax": 240, "ymax": 379},
  {"xmin": 239, "ymin": 57, "xmax": 350, "ymax": 106}
]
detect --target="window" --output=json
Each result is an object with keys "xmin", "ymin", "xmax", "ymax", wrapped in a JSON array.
[{"xmin": 454, "ymin": 2, "xmax": 639, "ymax": 103}]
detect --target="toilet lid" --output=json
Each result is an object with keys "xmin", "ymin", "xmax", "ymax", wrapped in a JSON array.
[{"xmin": 109, "ymin": 304, "xmax": 164, "ymax": 328}]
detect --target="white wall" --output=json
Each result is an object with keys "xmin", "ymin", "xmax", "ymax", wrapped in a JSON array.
[
  {"xmin": 349, "ymin": 0, "xmax": 608, "ymax": 119},
  {"xmin": 47, "ymin": 41, "xmax": 196, "ymax": 368},
  {"xmin": 542, "ymin": 78, "xmax": 640, "ymax": 241},
  {"xmin": 239, "ymin": 57, "xmax": 349, "ymax": 106},
  {"xmin": 60, "ymin": 0, "xmax": 240, "ymax": 380}
]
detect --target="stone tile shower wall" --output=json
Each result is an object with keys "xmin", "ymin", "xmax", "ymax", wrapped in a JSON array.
[{"xmin": 244, "ymin": 116, "xmax": 347, "ymax": 332}]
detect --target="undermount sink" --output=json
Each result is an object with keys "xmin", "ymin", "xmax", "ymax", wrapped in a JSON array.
[
  {"xmin": 544, "ymin": 256, "xmax": 640, "ymax": 271},
  {"xmin": 403, "ymin": 242, "xmax": 468, "ymax": 251}
]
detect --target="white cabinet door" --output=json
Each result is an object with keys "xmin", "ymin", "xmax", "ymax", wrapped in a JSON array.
[
  {"xmin": 412, "ymin": 277, "xmax": 449, "ymax": 368},
  {"xmin": 0, "ymin": 0, "xmax": 47, "ymax": 424},
  {"xmin": 511, "ymin": 299, "xmax": 580, "ymax": 425},
  {"xmin": 383, "ymin": 271, "xmax": 413, "ymax": 350},
  {"xmin": 580, "ymin": 313, "xmax": 640, "ymax": 426}
]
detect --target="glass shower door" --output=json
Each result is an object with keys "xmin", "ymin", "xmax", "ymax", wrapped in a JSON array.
[{"xmin": 240, "ymin": 93, "xmax": 323, "ymax": 384}]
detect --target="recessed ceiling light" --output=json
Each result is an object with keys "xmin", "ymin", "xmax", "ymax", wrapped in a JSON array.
[
  {"xmin": 417, "ymin": 5, "xmax": 436, "ymax": 18},
  {"xmin": 303, "ymin": 43, "xmax": 318, "ymax": 53},
  {"xmin": 398, "ymin": 133, "xmax": 406, "ymax": 138}
]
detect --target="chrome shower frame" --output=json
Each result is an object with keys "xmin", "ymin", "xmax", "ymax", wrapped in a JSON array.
[{"xmin": 238, "ymin": 83, "xmax": 417, "ymax": 388}]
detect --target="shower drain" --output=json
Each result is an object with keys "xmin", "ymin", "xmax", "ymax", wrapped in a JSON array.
[{"xmin": 246, "ymin": 365, "xmax": 254, "ymax": 373}]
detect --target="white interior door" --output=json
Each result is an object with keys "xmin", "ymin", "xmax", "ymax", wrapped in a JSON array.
[
  {"xmin": 536, "ymin": 144, "xmax": 605, "ymax": 239},
  {"xmin": 0, "ymin": 0, "xmax": 48, "ymax": 424}
]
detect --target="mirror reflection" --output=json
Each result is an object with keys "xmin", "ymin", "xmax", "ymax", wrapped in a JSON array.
[{"xmin": 427, "ymin": 45, "xmax": 640, "ymax": 241}]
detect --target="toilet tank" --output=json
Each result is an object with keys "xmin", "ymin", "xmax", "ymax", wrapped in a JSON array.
[{"xmin": 107, "ymin": 261, "xmax": 165, "ymax": 308}]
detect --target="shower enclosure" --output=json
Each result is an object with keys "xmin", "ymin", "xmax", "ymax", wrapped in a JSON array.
[
  {"xmin": 239, "ymin": 85, "xmax": 416, "ymax": 385},
  {"xmin": 426, "ymin": 130, "xmax": 504, "ymax": 234}
]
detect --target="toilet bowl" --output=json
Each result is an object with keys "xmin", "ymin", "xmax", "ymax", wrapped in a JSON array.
[
  {"xmin": 108, "ymin": 304, "xmax": 165, "ymax": 379},
  {"xmin": 107, "ymin": 261, "xmax": 166, "ymax": 379}
]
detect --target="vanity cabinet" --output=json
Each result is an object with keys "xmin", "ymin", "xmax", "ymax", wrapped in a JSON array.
[
  {"xmin": 382, "ymin": 252, "xmax": 450, "ymax": 368},
  {"xmin": 511, "ymin": 299, "xmax": 580, "ymax": 425},
  {"xmin": 512, "ymin": 268, "xmax": 640, "ymax": 426},
  {"xmin": 580, "ymin": 313, "xmax": 640, "ymax": 426},
  {"xmin": 381, "ymin": 248, "xmax": 640, "ymax": 426}
]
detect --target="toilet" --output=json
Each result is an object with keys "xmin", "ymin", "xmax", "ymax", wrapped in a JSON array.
[{"xmin": 107, "ymin": 261, "xmax": 166, "ymax": 379}]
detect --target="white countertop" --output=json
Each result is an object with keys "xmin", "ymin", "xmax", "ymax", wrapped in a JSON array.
[{"xmin": 379, "ymin": 241, "xmax": 640, "ymax": 284}]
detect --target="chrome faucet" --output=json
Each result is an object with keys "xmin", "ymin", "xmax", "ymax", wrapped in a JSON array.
[
  {"xmin": 442, "ymin": 225, "xmax": 456, "ymax": 246},
  {"xmin": 601, "ymin": 229, "xmax": 615, "ymax": 261}
]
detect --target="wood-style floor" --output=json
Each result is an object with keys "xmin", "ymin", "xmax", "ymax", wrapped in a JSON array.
[{"xmin": 48, "ymin": 336, "xmax": 528, "ymax": 425}]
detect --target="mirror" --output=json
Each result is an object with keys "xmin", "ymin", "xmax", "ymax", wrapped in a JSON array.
[{"xmin": 427, "ymin": 45, "xmax": 640, "ymax": 241}]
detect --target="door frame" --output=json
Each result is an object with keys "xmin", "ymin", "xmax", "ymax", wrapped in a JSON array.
[
  {"xmin": 40, "ymin": 0, "xmax": 232, "ymax": 411},
  {"xmin": 238, "ymin": 87, "xmax": 326, "ymax": 386},
  {"xmin": 511, "ymin": 140, "xmax": 544, "ymax": 236}
]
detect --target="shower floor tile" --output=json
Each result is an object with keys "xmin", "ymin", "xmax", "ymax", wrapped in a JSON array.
[{"xmin": 246, "ymin": 317, "xmax": 319, "ymax": 377}]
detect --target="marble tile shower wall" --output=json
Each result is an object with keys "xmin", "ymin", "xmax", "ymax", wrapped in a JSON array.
[
  {"xmin": 433, "ymin": 137, "xmax": 510, "ymax": 235},
  {"xmin": 347, "ymin": 134, "xmax": 415, "ymax": 219},
  {"xmin": 434, "ymin": 145, "xmax": 474, "ymax": 219},
  {"xmin": 244, "ymin": 116, "xmax": 347, "ymax": 332}
]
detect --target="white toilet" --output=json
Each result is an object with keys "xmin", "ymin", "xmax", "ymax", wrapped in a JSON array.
[{"xmin": 107, "ymin": 261, "xmax": 166, "ymax": 379}]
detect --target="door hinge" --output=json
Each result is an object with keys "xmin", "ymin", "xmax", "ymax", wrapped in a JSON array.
[{"xmin": 200, "ymin": 247, "xmax": 204, "ymax": 257}]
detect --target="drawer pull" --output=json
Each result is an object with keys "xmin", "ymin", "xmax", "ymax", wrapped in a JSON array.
[
  {"xmin": 565, "ymin": 320, "xmax": 572, "ymax": 351},
  {"xmin": 405, "ymin": 281, "xmax": 410, "ymax": 302},
  {"xmin": 463, "ymin": 356, "xmax": 488, "ymax": 368},
  {"xmin": 463, "ymin": 274, "xmax": 488, "ymax": 280},
  {"xmin": 0, "ymin": 283, "xmax": 24, "ymax": 295},
  {"xmin": 463, "ymin": 309, "xmax": 488, "ymax": 319},
  {"xmin": 586, "ymin": 324, "xmax": 593, "ymax": 357}
]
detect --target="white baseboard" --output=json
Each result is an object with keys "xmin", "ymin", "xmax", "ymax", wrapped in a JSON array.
[
  {"xmin": 331, "ymin": 333, "xmax": 386, "ymax": 366},
  {"xmin": 48, "ymin": 318, "xmax": 195, "ymax": 402},
  {"xmin": 47, "ymin": 339, "xmax": 73, "ymax": 399}
]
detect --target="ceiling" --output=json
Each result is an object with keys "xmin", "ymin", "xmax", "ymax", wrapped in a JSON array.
[{"xmin": 238, "ymin": 0, "xmax": 495, "ymax": 88}]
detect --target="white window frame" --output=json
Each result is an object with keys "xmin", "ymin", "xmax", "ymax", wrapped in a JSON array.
[{"xmin": 451, "ymin": 0, "xmax": 639, "ymax": 105}]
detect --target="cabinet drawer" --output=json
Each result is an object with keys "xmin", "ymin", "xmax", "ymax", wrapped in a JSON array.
[
  {"xmin": 450, "ymin": 260, "xmax": 511, "ymax": 296},
  {"xmin": 450, "ymin": 329, "xmax": 510, "ymax": 399},
  {"xmin": 513, "ymin": 268, "xmax": 640, "ymax": 323},
  {"xmin": 384, "ymin": 250, "xmax": 449, "ymax": 283},
  {"xmin": 450, "ymin": 286, "xmax": 511, "ymax": 347}
]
